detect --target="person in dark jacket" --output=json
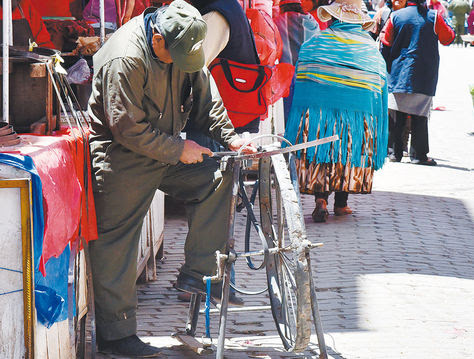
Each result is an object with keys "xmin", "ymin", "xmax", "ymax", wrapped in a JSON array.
[
  {"xmin": 180, "ymin": 0, "xmax": 261, "ymax": 305},
  {"xmin": 186, "ymin": 0, "xmax": 261, "ymax": 151},
  {"xmin": 381, "ymin": 0, "xmax": 454, "ymax": 165}
]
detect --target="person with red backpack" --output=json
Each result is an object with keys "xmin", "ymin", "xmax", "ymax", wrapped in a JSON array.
[
  {"xmin": 182, "ymin": 0, "xmax": 262, "ymax": 306},
  {"xmin": 186, "ymin": 0, "xmax": 262, "ymax": 144}
]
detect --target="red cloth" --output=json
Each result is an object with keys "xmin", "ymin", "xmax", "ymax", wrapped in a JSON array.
[
  {"xmin": 3, "ymin": 129, "xmax": 98, "ymax": 274},
  {"xmin": 30, "ymin": 0, "xmax": 76, "ymax": 18},
  {"xmin": 0, "ymin": 0, "xmax": 55, "ymax": 48},
  {"xmin": 265, "ymin": 62, "xmax": 295, "ymax": 104}
]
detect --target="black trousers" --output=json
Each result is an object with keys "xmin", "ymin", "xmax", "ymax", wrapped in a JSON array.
[
  {"xmin": 315, "ymin": 191, "xmax": 349, "ymax": 208},
  {"xmin": 393, "ymin": 111, "xmax": 429, "ymax": 161}
]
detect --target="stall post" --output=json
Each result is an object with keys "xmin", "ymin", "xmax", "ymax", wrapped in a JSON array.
[
  {"xmin": 2, "ymin": 0, "xmax": 12, "ymax": 124},
  {"xmin": 100, "ymin": 0, "xmax": 105, "ymax": 44}
]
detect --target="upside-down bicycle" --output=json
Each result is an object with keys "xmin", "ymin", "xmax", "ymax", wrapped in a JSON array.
[{"xmin": 173, "ymin": 134, "xmax": 338, "ymax": 359}]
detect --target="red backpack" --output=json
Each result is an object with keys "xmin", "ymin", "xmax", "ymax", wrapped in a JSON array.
[{"xmin": 209, "ymin": 58, "xmax": 272, "ymax": 128}]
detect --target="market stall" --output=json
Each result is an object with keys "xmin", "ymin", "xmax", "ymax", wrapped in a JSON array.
[
  {"xmin": 1, "ymin": 0, "xmax": 289, "ymax": 357},
  {"xmin": 0, "ymin": 1, "xmax": 165, "ymax": 357}
]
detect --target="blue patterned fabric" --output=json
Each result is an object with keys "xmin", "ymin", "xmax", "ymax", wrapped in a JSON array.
[{"xmin": 284, "ymin": 20, "xmax": 388, "ymax": 170}]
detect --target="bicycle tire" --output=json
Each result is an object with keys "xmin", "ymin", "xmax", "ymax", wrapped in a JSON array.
[{"xmin": 259, "ymin": 154, "xmax": 312, "ymax": 352}]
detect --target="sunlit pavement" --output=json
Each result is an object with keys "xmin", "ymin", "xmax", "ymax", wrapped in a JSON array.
[{"xmin": 97, "ymin": 45, "xmax": 474, "ymax": 358}]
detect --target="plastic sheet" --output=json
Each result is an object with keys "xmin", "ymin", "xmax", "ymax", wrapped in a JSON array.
[
  {"xmin": 0, "ymin": 153, "xmax": 69, "ymax": 327},
  {"xmin": 66, "ymin": 58, "xmax": 91, "ymax": 85},
  {"xmin": 2, "ymin": 129, "xmax": 98, "ymax": 274},
  {"xmin": 265, "ymin": 62, "xmax": 295, "ymax": 105},
  {"xmin": 246, "ymin": 7, "xmax": 283, "ymax": 66}
]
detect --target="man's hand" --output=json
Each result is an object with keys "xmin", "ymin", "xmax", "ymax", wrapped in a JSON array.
[
  {"xmin": 179, "ymin": 140, "xmax": 213, "ymax": 164},
  {"xmin": 228, "ymin": 137, "xmax": 258, "ymax": 154}
]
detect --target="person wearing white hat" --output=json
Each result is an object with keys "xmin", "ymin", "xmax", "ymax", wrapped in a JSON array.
[{"xmin": 285, "ymin": 0, "xmax": 388, "ymax": 222}]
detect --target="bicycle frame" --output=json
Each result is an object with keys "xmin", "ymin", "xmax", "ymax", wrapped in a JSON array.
[{"xmin": 174, "ymin": 136, "xmax": 336, "ymax": 359}]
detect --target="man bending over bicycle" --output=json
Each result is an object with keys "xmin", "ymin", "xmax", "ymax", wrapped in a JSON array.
[{"xmin": 88, "ymin": 1, "xmax": 256, "ymax": 357}]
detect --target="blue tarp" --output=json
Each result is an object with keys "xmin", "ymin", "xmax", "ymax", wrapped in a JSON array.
[{"xmin": 0, "ymin": 153, "xmax": 69, "ymax": 327}]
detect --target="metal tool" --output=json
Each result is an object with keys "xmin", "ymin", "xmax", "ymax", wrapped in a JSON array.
[{"xmin": 212, "ymin": 135, "xmax": 339, "ymax": 160}]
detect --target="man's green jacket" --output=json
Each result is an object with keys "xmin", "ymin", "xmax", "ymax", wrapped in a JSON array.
[{"xmin": 88, "ymin": 8, "xmax": 239, "ymax": 174}]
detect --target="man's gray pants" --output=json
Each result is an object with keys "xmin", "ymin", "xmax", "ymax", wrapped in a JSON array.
[{"xmin": 89, "ymin": 148, "xmax": 232, "ymax": 341}]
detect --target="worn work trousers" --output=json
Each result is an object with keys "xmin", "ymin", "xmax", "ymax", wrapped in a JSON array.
[{"xmin": 89, "ymin": 149, "xmax": 233, "ymax": 341}]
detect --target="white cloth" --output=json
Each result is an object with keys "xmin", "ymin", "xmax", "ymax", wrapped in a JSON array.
[{"xmin": 202, "ymin": 11, "xmax": 230, "ymax": 66}]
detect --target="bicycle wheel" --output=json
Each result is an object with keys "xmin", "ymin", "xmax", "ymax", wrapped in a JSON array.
[{"xmin": 259, "ymin": 154, "xmax": 312, "ymax": 352}]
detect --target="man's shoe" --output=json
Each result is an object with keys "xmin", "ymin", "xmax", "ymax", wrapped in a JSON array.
[
  {"xmin": 174, "ymin": 272, "xmax": 244, "ymax": 306},
  {"xmin": 229, "ymin": 291, "xmax": 244, "ymax": 306},
  {"xmin": 97, "ymin": 335, "xmax": 160, "ymax": 357},
  {"xmin": 411, "ymin": 158, "xmax": 437, "ymax": 166}
]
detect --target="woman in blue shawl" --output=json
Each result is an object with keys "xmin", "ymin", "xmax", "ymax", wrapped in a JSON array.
[{"xmin": 284, "ymin": 0, "xmax": 388, "ymax": 222}]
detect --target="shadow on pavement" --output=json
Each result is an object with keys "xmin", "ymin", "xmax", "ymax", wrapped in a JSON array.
[
  {"xmin": 98, "ymin": 189, "xmax": 474, "ymax": 358},
  {"xmin": 305, "ymin": 190, "xmax": 474, "ymax": 332}
]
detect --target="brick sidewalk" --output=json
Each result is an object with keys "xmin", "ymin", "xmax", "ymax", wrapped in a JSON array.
[{"xmin": 98, "ymin": 46, "xmax": 474, "ymax": 358}]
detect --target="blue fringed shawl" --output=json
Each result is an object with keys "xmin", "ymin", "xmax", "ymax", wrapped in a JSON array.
[{"xmin": 284, "ymin": 21, "xmax": 388, "ymax": 170}]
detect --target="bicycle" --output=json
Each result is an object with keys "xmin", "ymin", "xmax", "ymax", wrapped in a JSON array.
[{"xmin": 173, "ymin": 134, "xmax": 338, "ymax": 359}]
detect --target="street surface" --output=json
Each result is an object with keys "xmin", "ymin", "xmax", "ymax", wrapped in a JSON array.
[{"xmin": 98, "ymin": 45, "xmax": 474, "ymax": 358}]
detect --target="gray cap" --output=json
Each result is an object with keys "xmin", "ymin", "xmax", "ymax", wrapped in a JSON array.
[{"xmin": 153, "ymin": 1, "xmax": 207, "ymax": 73}]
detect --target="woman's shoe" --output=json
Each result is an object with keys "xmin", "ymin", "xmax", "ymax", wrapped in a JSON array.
[
  {"xmin": 312, "ymin": 199, "xmax": 329, "ymax": 222},
  {"xmin": 334, "ymin": 206, "xmax": 353, "ymax": 216},
  {"xmin": 411, "ymin": 158, "xmax": 437, "ymax": 166},
  {"xmin": 389, "ymin": 153, "xmax": 401, "ymax": 162}
]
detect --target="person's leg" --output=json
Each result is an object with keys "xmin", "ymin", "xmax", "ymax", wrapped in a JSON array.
[
  {"xmin": 334, "ymin": 192, "xmax": 352, "ymax": 215},
  {"xmin": 90, "ymin": 170, "xmax": 159, "ymax": 341},
  {"xmin": 159, "ymin": 157, "xmax": 232, "ymax": 279},
  {"xmin": 403, "ymin": 115, "xmax": 411, "ymax": 154},
  {"xmin": 392, "ymin": 110, "xmax": 408, "ymax": 161},
  {"xmin": 313, "ymin": 192, "xmax": 329, "ymax": 222},
  {"xmin": 183, "ymin": 132, "xmax": 239, "ymax": 295},
  {"xmin": 455, "ymin": 22, "xmax": 463, "ymax": 44},
  {"xmin": 410, "ymin": 114, "xmax": 437, "ymax": 165},
  {"xmin": 334, "ymin": 191, "xmax": 348, "ymax": 207},
  {"xmin": 410, "ymin": 114, "xmax": 429, "ymax": 162},
  {"xmin": 387, "ymin": 110, "xmax": 396, "ymax": 155}
]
